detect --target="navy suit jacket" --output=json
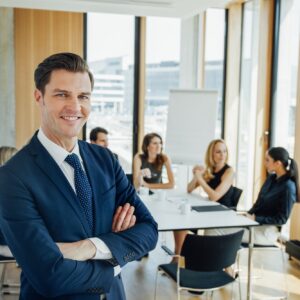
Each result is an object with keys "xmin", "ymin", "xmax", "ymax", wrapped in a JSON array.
[{"xmin": 0, "ymin": 133, "xmax": 158, "ymax": 299}]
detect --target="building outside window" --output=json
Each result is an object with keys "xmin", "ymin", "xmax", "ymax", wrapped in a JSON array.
[
  {"xmin": 144, "ymin": 17, "xmax": 181, "ymax": 140},
  {"xmin": 86, "ymin": 13, "xmax": 134, "ymax": 173}
]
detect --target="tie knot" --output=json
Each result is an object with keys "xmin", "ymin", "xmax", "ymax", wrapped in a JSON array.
[{"xmin": 65, "ymin": 153, "xmax": 81, "ymax": 170}]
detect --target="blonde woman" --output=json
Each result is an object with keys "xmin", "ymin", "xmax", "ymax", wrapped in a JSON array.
[
  {"xmin": 187, "ymin": 139, "xmax": 234, "ymax": 205},
  {"xmin": 133, "ymin": 133, "xmax": 175, "ymax": 191},
  {"xmin": 173, "ymin": 139, "xmax": 234, "ymax": 257}
]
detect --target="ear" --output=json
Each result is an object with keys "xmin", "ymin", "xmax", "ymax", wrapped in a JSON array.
[
  {"xmin": 275, "ymin": 160, "xmax": 283, "ymax": 169},
  {"xmin": 34, "ymin": 89, "xmax": 43, "ymax": 104}
]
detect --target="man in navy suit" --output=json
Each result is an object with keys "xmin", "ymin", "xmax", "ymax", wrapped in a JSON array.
[{"xmin": 0, "ymin": 53, "xmax": 158, "ymax": 300}]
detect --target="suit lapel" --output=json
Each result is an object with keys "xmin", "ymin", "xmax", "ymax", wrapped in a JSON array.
[{"xmin": 28, "ymin": 134, "xmax": 92, "ymax": 236}]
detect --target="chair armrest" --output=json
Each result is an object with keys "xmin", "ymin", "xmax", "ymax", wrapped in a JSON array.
[{"xmin": 161, "ymin": 245, "xmax": 176, "ymax": 256}]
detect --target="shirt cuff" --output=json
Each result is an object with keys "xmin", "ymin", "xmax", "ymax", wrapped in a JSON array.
[
  {"xmin": 89, "ymin": 237, "xmax": 113, "ymax": 259},
  {"xmin": 114, "ymin": 265, "xmax": 122, "ymax": 276}
]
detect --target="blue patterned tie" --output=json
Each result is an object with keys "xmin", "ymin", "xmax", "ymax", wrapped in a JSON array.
[{"xmin": 65, "ymin": 153, "xmax": 94, "ymax": 231}]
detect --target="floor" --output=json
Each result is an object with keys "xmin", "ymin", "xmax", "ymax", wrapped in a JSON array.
[{"xmin": 1, "ymin": 232, "xmax": 300, "ymax": 299}]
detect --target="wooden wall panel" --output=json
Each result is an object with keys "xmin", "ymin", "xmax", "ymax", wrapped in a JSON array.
[{"xmin": 14, "ymin": 9, "xmax": 83, "ymax": 148}]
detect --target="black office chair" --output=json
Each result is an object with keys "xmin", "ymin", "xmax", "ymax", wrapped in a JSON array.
[
  {"xmin": 0, "ymin": 255, "xmax": 20, "ymax": 295},
  {"xmin": 230, "ymin": 187, "xmax": 243, "ymax": 210},
  {"xmin": 155, "ymin": 230, "xmax": 244, "ymax": 300},
  {"xmin": 125, "ymin": 173, "xmax": 133, "ymax": 184}
]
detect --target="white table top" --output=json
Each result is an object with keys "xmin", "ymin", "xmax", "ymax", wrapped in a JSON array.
[{"xmin": 141, "ymin": 191, "xmax": 258, "ymax": 231}]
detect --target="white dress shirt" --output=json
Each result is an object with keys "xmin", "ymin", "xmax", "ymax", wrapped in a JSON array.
[{"xmin": 37, "ymin": 129, "xmax": 121, "ymax": 275}]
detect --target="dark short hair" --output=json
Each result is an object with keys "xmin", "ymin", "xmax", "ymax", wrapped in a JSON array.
[
  {"xmin": 89, "ymin": 127, "xmax": 109, "ymax": 142},
  {"xmin": 34, "ymin": 52, "xmax": 94, "ymax": 95}
]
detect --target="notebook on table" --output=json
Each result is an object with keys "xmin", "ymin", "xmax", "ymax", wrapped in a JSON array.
[{"xmin": 192, "ymin": 205, "xmax": 230, "ymax": 212}]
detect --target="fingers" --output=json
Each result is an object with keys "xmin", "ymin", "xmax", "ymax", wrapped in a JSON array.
[
  {"xmin": 112, "ymin": 206, "xmax": 122, "ymax": 231},
  {"xmin": 120, "ymin": 206, "xmax": 135, "ymax": 231},
  {"xmin": 112, "ymin": 203, "xmax": 136, "ymax": 232},
  {"xmin": 128, "ymin": 215, "xmax": 136, "ymax": 228}
]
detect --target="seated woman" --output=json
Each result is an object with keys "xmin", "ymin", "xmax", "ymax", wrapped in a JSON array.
[
  {"xmin": 0, "ymin": 146, "xmax": 18, "ymax": 257},
  {"xmin": 133, "ymin": 132, "xmax": 175, "ymax": 192},
  {"xmin": 173, "ymin": 139, "xmax": 235, "ymax": 256},
  {"xmin": 207, "ymin": 146, "xmax": 299, "ymax": 245},
  {"xmin": 242, "ymin": 146, "xmax": 299, "ymax": 245},
  {"xmin": 187, "ymin": 138, "xmax": 235, "ymax": 205}
]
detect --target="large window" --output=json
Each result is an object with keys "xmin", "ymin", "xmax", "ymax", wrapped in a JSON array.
[
  {"xmin": 86, "ymin": 13, "xmax": 134, "ymax": 173},
  {"xmin": 271, "ymin": 0, "xmax": 300, "ymax": 155},
  {"xmin": 236, "ymin": 0, "xmax": 260, "ymax": 209},
  {"xmin": 144, "ymin": 17, "xmax": 181, "ymax": 140},
  {"xmin": 204, "ymin": 8, "xmax": 226, "ymax": 137}
]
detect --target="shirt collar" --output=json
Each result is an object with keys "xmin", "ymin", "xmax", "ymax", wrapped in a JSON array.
[
  {"xmin": 37, "ymin": 128, "xmax": 82, "ymax": 166},
  {"xmin": 270, "ymin": 172, "xmax": 289, "ymax": 183}
]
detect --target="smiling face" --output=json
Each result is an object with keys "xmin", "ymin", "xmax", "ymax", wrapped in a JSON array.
[
  {"xmin": 34, "ymin": 69, "xmax": 92, "ymax": 151},
  {"xmin": 147, "ymin": 136, "xmax": 162, "ymax": 156},
  {"xmin": 212, "ymin": 142, "xmax": 227, "ymax": 167}
]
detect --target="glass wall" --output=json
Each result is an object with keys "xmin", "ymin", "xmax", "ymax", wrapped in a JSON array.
[
  {"xmin": 86, "ymin": 13, "xmax": 134, "ymax": 173},
  {"xmin": 236, "ymin": 0, "xmax": 260, "ymax": 209},
  {"xmin": 144, "ymin": 17, "xmax": 181, "ymax": 140},
  {"xmin": 271, "ymin": 0, "xmax": 300, "ymax": 155},
  {"xmin": 204, "ymin": 8, "xmax": 226, "ymax": 137}
]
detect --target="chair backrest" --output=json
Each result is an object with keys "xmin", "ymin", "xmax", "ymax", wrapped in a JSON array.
[
  {"xmin": 0, "ymin": 255, "xmax": 15, "ymax": 262},
  {"xmin": 290, "ymin": 202, "xmax": 300, "ymax": 240},
  {"xmin": 230, "ymin": 187, "xmax": 243, "ymax": 210},
  {"xmin": 126, "ymin": 173, "xmax": 133, "ymax": 184},
  {"xmin": 181, "ymin": 230, "xmax": 243, "ymax": 272}
]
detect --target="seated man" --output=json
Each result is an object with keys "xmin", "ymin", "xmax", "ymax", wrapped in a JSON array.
[{"xmin": 90, "ymin": 126, "xmax": 118, "ymax": 160}]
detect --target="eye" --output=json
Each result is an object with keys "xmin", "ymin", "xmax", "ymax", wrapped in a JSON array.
[
  {"xmin": 79, "ymin": 95, "xmax": 90, "ymax": 101},
  {"xmin": 55, "ymin": 92, "xmax": 67, "ymax": 98}
]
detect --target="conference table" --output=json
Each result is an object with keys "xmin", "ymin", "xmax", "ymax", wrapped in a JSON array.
[{"xmin": 141, "ymin": 190, "xmax": 259, "ymax": 300}]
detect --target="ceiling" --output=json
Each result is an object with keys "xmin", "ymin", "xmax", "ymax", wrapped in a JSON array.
[{"xmin": 0, "ymin": 0, "xmax": 233, "ymax": 18}]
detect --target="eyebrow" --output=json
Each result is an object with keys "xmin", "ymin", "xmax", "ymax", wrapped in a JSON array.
[
  {"xmin": 52, "ymin": 89, "xmax": 91, "ymax": 95},
  {"xmin": 52, "ymin": 89, "xmax": 70, "ymax": 93}
]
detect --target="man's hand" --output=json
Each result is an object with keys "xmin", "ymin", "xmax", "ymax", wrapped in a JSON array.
[
  {"xmin": 112, "ymin": 203, "xmax": 136, "ymax": 232},
  {"xmin": 56, "ymin": 239, "xmax": 96, "ymax": 261}
]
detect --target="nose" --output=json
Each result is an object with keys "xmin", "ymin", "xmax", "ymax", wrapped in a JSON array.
[{"xmin": 66, "ymin": 96, "xmax": 81, "ymax": 112}]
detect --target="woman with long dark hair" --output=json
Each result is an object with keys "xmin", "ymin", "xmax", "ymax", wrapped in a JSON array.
[
  {"xmin": 246, "ymin": 147, "xmax": 299, "ymax": 225},
  {"xmin": 133, "ymin": 133, "xmax": 174, "ymax": 191},
  {"xmin": 208, "ymin": 146, "xmax": 299, "ymax": 245}
]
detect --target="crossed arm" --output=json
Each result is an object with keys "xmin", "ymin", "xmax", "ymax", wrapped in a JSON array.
[{"xmin": 57, "ymin": 203, "xmax": 136, "ymax": 261}]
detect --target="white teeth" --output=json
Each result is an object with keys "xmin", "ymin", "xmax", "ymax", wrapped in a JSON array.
[{"xmin": 62, "ymin": 116, "xmax": 78, "ymax": 121}]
